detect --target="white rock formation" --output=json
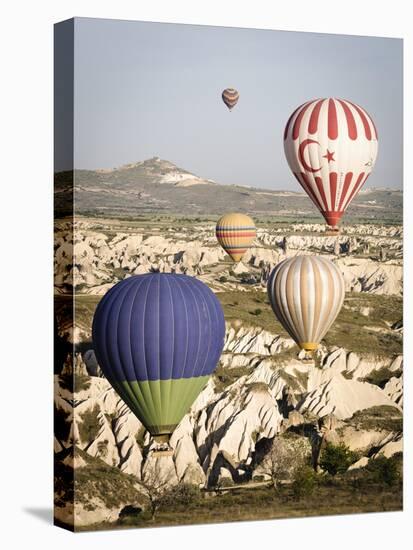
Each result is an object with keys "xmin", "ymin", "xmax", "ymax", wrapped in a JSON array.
[
  {"xmin": 335, "ymin": 258, "xmax": 402, "ymax": 295},
  {"xmin": 372, "ymin": 433, "xmax": 403, "ymax": 458},
  {"xmin": 331, "ymin": 426, "xmax": 392, "ymax": 453},
  {"xmin": 298, "ymin": 374, "xmax": 401, "ymax": 420},
  {"xmin": 384, "ymin": 376, "xmax": 403, "ymax": 407},
  {"xmin": 224, "ymin": 325, "xmax": 293, "ymax": 356},
  {"xmin": 54, "ymin": 221, "xmax": 402, "ymax": 295}
]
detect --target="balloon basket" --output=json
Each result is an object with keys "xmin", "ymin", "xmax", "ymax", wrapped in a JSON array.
[
  {"xmin": 152, "ymin": 448, "xmax": 174, "ymax": 458},
  {"xmin": 324, "ymin": 227, "xmax": 340, "ymax": 236},
  {"xmin": 152, "ymin": 434, "xmax": 173, "ymax": 457},
  {"xmin": 300, "ymin": 349, "xmax": 315, "ymax": 363}
]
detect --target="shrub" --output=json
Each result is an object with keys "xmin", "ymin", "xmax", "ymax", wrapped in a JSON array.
[
  {"xmin": 252, "ymin": 475, "xmax": 265, "ymax": 482},
  {"xmin": 160, "ymin": 483, "xmax": 201, "ymax": 508},
  {"xmin": 78, "ymin": 404, "xmax": 101, "ymax": 444},
  {"xmin": 213, "ymin": 364, "xmax": 252, "ymax": 393},
  {"xmin": 219, "ymin": 276, "xmax": 228, "ymax": 283},
  {"xmin": 342, "ymin": 371, "xmax": 353, "ymax": 380},
  {"xmin": 362, "ymin": 367, "xmax": 396, "ymax": 388},
  {"xmin": 247, "ymin": 382, "xmax": 269, "ymax": 394},
  {"xmin": 73, "ymin": 450, "xmax": 143, "ymax": 511},
  {"xmin": 135, "ymin": 426, "xmax": 146, "ymax": 448},
  {"xmin": 73, "ymin": 374, "xmax": 91, "ymax": 393},
  {"xmin": 366, "ymin": 455, "xmax": 401, "ymax": 487},
  {"xmin": 59, "ymin": 373, "xmax": 91, "ymax": 393},
  {"xmin": 349, "ymin": 406, "xmax": 402, "ymax": 432},
  {"xmin": 292, "ymin": 466, "xmax": 317, "ymax": 500},
  {"xmin": 319, "ymin": 443, "xmax": 358, "ymax": 476},
  {"xmin": 217, "ymin": 477, "xmax": 234, "ymax": 489}
]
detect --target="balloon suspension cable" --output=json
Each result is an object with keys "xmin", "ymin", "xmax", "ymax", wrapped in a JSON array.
[{"xmin": 153, "ymin": 434, "xmax": 170, "ymax": 445}]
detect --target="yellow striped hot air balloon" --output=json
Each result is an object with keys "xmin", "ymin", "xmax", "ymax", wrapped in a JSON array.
[
  {"xmin": 216, "ymin": 213, "xmax": 256, "ymax": 263},
  {"xmin": 267, "ymin": 256, "xmax": 345, "ymax": 357}
]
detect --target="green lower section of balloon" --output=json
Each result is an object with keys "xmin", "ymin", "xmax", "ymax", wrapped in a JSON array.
[{"xmin": 116, "ymin": 375, "xmax": 210, "ymax": 436}]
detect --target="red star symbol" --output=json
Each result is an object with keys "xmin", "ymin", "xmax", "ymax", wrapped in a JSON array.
[{"xmin": 323, "ymin": 149, "xmax": 335, "ymax": 163}]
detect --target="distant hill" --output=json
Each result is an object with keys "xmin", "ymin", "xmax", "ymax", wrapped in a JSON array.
[{"xmin": 55, "ymin": 157, "xmax": 402, "ymax": 222}]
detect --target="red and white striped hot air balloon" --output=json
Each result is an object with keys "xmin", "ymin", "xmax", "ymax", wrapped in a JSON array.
[{"xmin": 284, "ymin": 98, "xmax": 378, "ymax": 231}]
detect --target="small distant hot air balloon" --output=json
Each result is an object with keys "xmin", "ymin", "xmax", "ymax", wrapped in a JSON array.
[
  {"xmin": 267, "ymin": 256, "xmax": 345, "ymax": 358},
  {"xmin": 284, "ymin": 98, "xmax": 378, "ymax": 232},
  {"xmin": 222, "ymin": 88, "xmax": 239, "ymax": 111},
  {"xmin": 216, "ymin": 213, "xmax": 256, "ymax": 263},
  {"xmin": 92, "ymin": 273, "xmax": 225, "ymax": 447}
]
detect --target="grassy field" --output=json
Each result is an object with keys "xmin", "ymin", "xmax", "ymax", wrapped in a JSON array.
[
  {"xmin": 218, "ymin": 290, "xmax": 402, "ymax": 358},
  {"xmin": 218, "ymin": 289, "xmax": 282, "ymax": 333},
  {"xmin": 346, "ymin": 406, "xmax": 403, "ymax": 432},
  {"xmin": 77, "ymin": 478, "xmax": 402, "ymax": 531},
  {"xmin": 55, "ymin": 289, "xmax": 402, "ymax": 359},
  {"xmin": 324, "ymin": 293, "xmax": 402, "ymax": 357},
  {"xmin": 63, "ymin": 214, "xmax": 402, "ymax": 234}
]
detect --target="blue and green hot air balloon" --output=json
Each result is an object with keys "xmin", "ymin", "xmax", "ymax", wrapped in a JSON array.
[{"xmin": 92, "ymin": 273, "xmax": 225, "ymax": 444}]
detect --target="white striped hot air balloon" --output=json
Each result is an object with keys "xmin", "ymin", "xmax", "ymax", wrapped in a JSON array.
[
  {"xmin": 284, "ymin": 98, "xmax": 378, "ymax": 231},
  {"xmin": 216, "ymin": 213, "xmax": 256, "ymax": 263},
  {"xmin": 267, "ymin": 256, "xmax": 345, "ymax": 356}
]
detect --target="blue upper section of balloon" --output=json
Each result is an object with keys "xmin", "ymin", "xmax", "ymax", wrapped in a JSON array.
[{"xmin": 92, "ymin": 273, "xmax": 226, "ymax": 382}]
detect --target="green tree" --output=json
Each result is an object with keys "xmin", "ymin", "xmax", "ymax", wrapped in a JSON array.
[
  {"xmin": 292, "ymin": 465, "xmax": 317, "ymax": 500},
  {"xmin": 367, "ymin": 456, "xmax": 400, "ymax": 487},
  {"xmin": 319, "ymin": 443, "xmax": 357, "ymax": 475}
]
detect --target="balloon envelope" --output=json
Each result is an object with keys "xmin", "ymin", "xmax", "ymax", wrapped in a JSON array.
[
  {"xmin": 267, "ymin": 256, "xmax": 345, "ymax": 352},
  {"xmin": 216, "ymin": 213, "xmax": 256, "ymax": 262},
  {"xmin": 284, "ymin": 98, "xmax": 378, "ymax": 228},
  {"xmin": 222, "ymin": 88, "xmax": 239, "ymax": 110},
  {"xmin": 92, "ymin": 273, "xmax": 225, "ymax": 438}
]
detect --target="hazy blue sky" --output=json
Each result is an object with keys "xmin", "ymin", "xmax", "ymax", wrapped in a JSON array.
[{"xmin": 72, "ymin": 18, "xmax": 402, "ymax": 189}]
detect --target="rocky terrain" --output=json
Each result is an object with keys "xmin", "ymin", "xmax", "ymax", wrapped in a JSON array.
[
  {"xmin": 54, "ymin": 157, "xmax": 402, "ymax": 222},
  {"xmin": 54, "ymin": 218, "xmax": 403, "ymax": 296},
  {"xmin": 54, "ymin": 216, "xmax": 403, "ymax": 527}
]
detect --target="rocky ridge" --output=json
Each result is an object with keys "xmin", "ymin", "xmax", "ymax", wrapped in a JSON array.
[{"xmin": 55, "ymin": 158, "xmax": 402, "ymax": 220}]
